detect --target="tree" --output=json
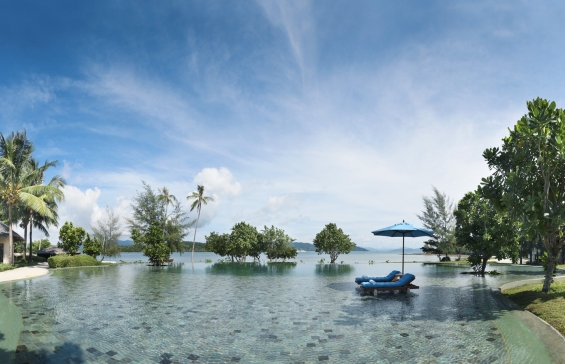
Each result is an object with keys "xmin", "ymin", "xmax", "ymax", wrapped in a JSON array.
[
  {"xmin": 187, "ymin": 185, "xmax": 214, "ymax": 263},
  {"xmin": 58, "ymin": 221, "xmax": 86, "ymax": 255},
  {"xmin": 261, "ymin": 225, "xmax": 297, "ymax": 261},
  {"xmin": 482, "ymin": 98, "xmax": 565, "ymax": 292},
  {"xmin": 229, "ymin": 222, "xmax": 259, "ymax": 262},
  {"xmin": 91, "ymin": 206, "xmax": 122, "ymax": 261},
  {"xmin": 157, "ymin": 186, "xmax": 177, "ymax": 237},
  {"xmin": 0, "ymin": 131, "xmax": 64, "ymax": 264},
  {"xmin": 23, "ymin": 159, "xmax": 65, "ymax": 263},
  {"xmin": 454, "ymin": 190, "xmax": 519, "ymax": 275},
  {"xmin": 417, "ymin": 187, "xmax": 456, "ymax": 259},
  {"xmin": 82, "ymin": 234, "xmax": 103, "ymax": 258},
  {"xmin": 134, "ymin": 224, "xmax": 170, "ymax": 265},
  {"xmin": 420, "ymin": 239, "xmax": 443, "ymax": 261},
  {"xmin": 128, "ymin": 181, "xmax": 191, "ymax": 254},
  {"xmin": 32, "ymin": 238, "xmax": 51, "ymax": 252},
  {"xmin": 312, "ymin": 223, "xmax": 356, "ymax": 263},
  {"xmin": 205, "ymin": 232, "xmax": 231, "ymax": 260}
]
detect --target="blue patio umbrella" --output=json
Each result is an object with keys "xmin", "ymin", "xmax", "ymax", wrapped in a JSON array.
[{"xmin": 372, "ymin": 220, "xmax": 436, "ymax": 275}]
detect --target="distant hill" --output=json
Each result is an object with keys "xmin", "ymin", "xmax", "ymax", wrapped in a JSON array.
[
  {"xmin": 118, "ymin": 241, "xmax": 207, "ymax": 252},
  {"xmin": 291, "ymin": 242, "xmax": 368, "ymax": 252}
]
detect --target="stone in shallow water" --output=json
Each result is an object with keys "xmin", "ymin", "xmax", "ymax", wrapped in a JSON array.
[
  {"xmin": 307, "ymin": 343, "xmax": 316, "ymax": 347},
  {"xmin": 187, "ymin": 354, "xmax": 199, "ymax": 361},
  {"xmin": 318, "ymin": 355, "xmax": 329, "ymax": 361},
  {"xmin": 400, "ymin": 333, "xmax": 409, "ymax": 337}
]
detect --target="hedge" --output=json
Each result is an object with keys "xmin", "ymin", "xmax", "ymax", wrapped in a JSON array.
[{"xmin": 47, "ymin": 255, "xmax": 102, "ymax": 268}]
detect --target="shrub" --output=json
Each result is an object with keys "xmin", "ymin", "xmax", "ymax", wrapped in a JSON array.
[{"xmin": 47, "ymin": 255, "xmax": 102, "ymax": 268}]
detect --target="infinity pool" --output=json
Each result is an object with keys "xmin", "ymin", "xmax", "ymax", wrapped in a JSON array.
[{"xmin": 1, "ymin": 255, "xmax": 563, "ymax": 363}]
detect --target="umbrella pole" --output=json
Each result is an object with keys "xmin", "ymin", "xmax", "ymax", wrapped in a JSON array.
[{"xmin": 402, "ymin": 234, "xmax": 405, "ymax": 275}]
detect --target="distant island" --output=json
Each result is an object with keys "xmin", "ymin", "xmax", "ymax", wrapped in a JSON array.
[
  {"xmin": 291, "ymin": 242, "xmax": 368, "ymax": 252},
  {"xmin": 118, "ymin": 240, "xmax": 369, "ymax": 253}
]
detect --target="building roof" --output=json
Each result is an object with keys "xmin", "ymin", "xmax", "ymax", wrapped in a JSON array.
[{"xmin": 0, "ymin": 222, "xmax": 24, "ymax": 242}]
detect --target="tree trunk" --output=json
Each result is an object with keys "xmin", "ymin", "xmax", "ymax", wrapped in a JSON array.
[
  {"xmin": 8, "ymin": 205, "xmax": 13, "ymax": 265},
  {"xmin": 480, "ymin": 256, "xmax": 489, "ymax": 276},
  {"xmin": 28, "ymin": 214, "xmax": 33, "ymax": 263},
  {"xmin": 191, "ymin": 211, "xmax": 201, "ymax": 263},
  {"xmin": 23, "ymin": 223, "xmax": 28, "ymax": 262},
  {"xmin": 519, "ymin": 248, "xmax": 522, "ymax": 265},
  {"xmin": 542, "ymin": 258, "xmax": 555, "ymax": 293}
]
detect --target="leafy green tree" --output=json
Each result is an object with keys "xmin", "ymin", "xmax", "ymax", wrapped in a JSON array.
[
  {"xmin": 136, "ymin": 224, "xmax": 170, "ymax": 265},
  {"xmin": 128, "ymin": 181, "xmax": 191, "ymax": 254},
  {"xmin": 32, "ymin": 238, "xmax": 52, "ymax": 252},
  {"xmin": 82, "ymin": 234, "xmax": 103, "ymax": 258},
  {"xmin": 92, "ymin": 206, "xmax": 122, "ymax": 261},
  {"xmin": 0, "ymin": 131, "xmax": 64, "ymax": 264},
  {"xmin": 417, "ymin": 186, "xmax": 456, "ymax": 259},
  {"xmin": 205, "ymin": 232, "xmax": 231, "ymax": 259},
  {"xmin": 261, "ymin": 225, "xmax": 297, "ymax": 261},
  {"xmin": 187, "ymin": 185, "xmax": 214, "ymax": 263},
  {"xmin": 58, "ymin": 221, "xmax": 86, "ymax": 255},
  {"xmin": 312, "ymin": 223, "xmax": 356, "ymax": 263},
  {"xmin": 454, "ymin": 190, "xmax": 519, "ymax": 275},
  {"xmin": 482, "ymin": 98, "xmax": 565, "ymax": 292},
  {"xmin": 229, "ymin": 222, "xmax": 259, "ymax": 262}
]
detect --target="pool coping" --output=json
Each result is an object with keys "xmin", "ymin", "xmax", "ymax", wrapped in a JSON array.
[{"xmin": 496, "ymin": 275, "xmax": 565, "ymax": 362}]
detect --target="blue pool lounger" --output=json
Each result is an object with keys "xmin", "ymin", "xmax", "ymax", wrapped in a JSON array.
[
  {"xmin": 354, "ymin": 270, "xmax": 401, "ymax": 285},
  {"xmin": 359, "ymin": 273, "xmax": 419, "ymax": 294}
]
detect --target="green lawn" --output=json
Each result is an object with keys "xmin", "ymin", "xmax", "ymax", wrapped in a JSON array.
[{"xmin": 504, "ymin": 280, "xmax": 565, "ymax": 336}]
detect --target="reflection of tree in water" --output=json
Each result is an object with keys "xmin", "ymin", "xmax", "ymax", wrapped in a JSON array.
[
  {"xmin": 206, "ymin": 262, "xmax": 297, "ymax": 276},
  {"xmin": 315, "ymin": 264, "xmax": 353, "ymax": 276}
]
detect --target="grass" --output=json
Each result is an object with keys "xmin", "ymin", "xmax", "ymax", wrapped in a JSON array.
[
  {"xmin": 504, "ymin": 280, "xmax": 565, "ymax": 336},
  {"xmin": 0, "ymin": 256, "xmax": 47, "ymax": 272}
]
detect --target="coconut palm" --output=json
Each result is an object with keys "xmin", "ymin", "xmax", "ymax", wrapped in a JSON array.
[
  {"xmin": 157, "ymin": 186, "xmax": 178, "ymax": 238},
  {"xmin": 186, "ymin": 185, "xmax": 214, "ymax": 263},
  {"xmin": 0, "ymin": 131, "xmax": 64, "ymax": 265}
]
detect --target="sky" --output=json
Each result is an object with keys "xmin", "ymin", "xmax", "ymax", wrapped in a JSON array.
[{"xmin": 2, "ymin": 1, "xmax": 565, "ymax": 250}]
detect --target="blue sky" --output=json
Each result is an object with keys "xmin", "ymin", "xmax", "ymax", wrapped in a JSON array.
[{"xmin": 2, "ymin": 1, "xmax": 565, "ymax": 249}]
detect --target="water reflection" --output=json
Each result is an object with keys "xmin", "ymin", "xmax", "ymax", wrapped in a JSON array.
[
  {"xmin": 206, "ymin": 262, "xmax": 297, "ymax": 276},
  {"xmin": 315, "ymin": 264, "xmax": 353, "ymax": 276}
]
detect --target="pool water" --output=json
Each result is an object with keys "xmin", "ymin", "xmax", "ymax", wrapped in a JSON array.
[{"xmin": 0, "ymin": 254, "xmax": 562, "ymax": 363}]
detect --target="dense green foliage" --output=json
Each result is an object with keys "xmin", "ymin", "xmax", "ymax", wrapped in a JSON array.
[
  {"xmin": 82, "ymin": 234, "xmax": 103, "ymax": 257},
  {"xmin": 261, "ymin": 225, "xmax": 297, "ymax": 261},
  {"xmin": 454, "ymin": 190, "xmax": 519, "ymax": 274},
  {"xmin": 47, "ymin": 254, "xmax": 102, "ymax": 268},
  {"xmin": 312, "ymin": 223, "xmax": 356, "ymax": 263},
  {"xmin": 482, "ymin": 98, "xmax": 565, "ymax": 291},
  {"xmin": 0, "ymin": 130, "xmax": 64, "ymax": 265},
  {"xmin": 133, "ymin": 224, "xmax": 171, "ymax": 265},
  {"xmin": 128, "ymin": 181, "xmax": 191, "ymax": 254},
  {"xmin": 205, "ymin": 222, "xmax": 296, "ymax": 262},
  {"xmin": 58, "ymin": 221, "xmax": 86, "ymax": 255},
  {"xmin": 417, "ymin": 187, "xmax": 456, "ymax": 259},
  {"xmin": 32, "ymin": 239, "xmax": 52, "ymax": 252}
]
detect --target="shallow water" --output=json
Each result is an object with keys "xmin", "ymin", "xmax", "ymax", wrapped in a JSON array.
[{"xmin": 0, "ymin": 253, "xmax": 561, "ymax": 363}]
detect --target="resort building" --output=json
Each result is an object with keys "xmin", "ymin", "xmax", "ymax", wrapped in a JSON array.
[{"xmin": 0, "ymin": 221, "xmax": 23, "ymax": 264}]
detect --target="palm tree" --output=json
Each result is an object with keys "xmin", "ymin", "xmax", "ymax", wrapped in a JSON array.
[
  {"xmin": 22, "ymin": 158, "xmax": 65, "ymax": 263},
  {"xmin": 0, "ymin": 131, "xmax": 64, "ymax": 265},
  {"xmin": 157, "ymin": 186, "xmax": 177, "ymax": 238},
  {"xmin": 186, "ymin": 185, "xmax": 214, "ymax": 263}
]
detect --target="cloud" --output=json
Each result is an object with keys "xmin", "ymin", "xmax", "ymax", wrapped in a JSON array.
[
  {"xmin": 187, "ymin": 167, "xmax": 242, "ymax": 229},
  {"xmin": 192, "ymin": 167, "xmax": 242, "ymax": 200}
]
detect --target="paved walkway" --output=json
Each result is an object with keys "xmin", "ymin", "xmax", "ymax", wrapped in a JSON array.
[{"xmin": 0, "ymin": 263, "xmax": 49, "ymax": 283}]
